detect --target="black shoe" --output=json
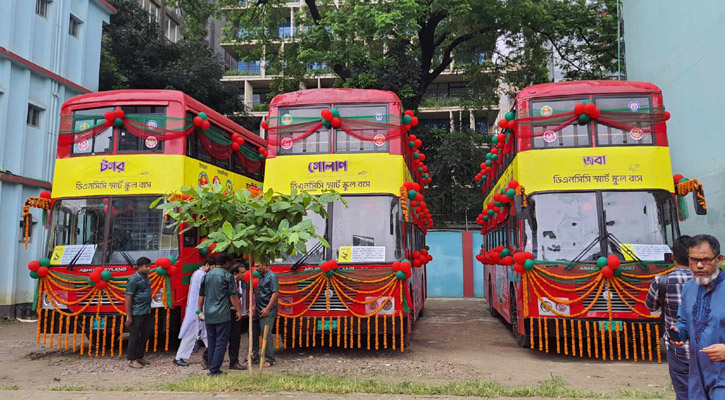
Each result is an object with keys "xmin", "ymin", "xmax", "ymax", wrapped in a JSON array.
[
  {"xmin": 138, "ymin": 358, "xmax": 151, "ymax": 366},
  {"xmin": 229, "ymin": 363, "xmax": 247, "ymax": 370},
  {"xmin": 173, "ymin": 359, "xmax": 189, "ymax": 367},
  {"xmin": 207, "ymin": 371, "xmax": 226, "ymax": 377}
]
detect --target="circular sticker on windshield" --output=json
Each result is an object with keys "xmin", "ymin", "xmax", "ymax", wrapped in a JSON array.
[
  {"xmin": 281, "ymin": 114, "xmax": 293, "ymax": 125},
  {"xmin": 225, "ymin": 179, "xmax": 234, "ymax": 192},
  {"xmin": 146, "ymin": 119, "xmax": 158, "ymax": 128},
  {"xmin": 280, "ymin": 137, "xmax": 293, "ymax": 149},
  {"xmin": 542, "ymin": 130, "xmax": 557, "ymax": 143},
  {"xmin": 198, "ymin": 172, "xmax": 209, "ymax": 187},
  {"xmin": 373, "ymin": 134, "xmax": 386, "ymax": 147},
  {"xmin": 540, "ymin": 105, "xmax": 553, "ymax": 117},
  {"xmin": 629, "ymin": 128, "xmax": 644, "ymax": 141},
  {"xmin": 77, "ymin": 140, "xmax": 90, "ymax": 151},
  {"xmin": 145, "ymin": 136, "xmax": 158, "ymax": 148},
  {"xmin": 628, "ymin": 101, "xmax": 641, "ymax": 112},
  {"xmin": 80, "ymin": 123, "xmax": 89, "ymax": 130},
  {"xmin": 374, "ymin": 112, "xmax": 384, "ymax": 122},
  {"xmin": 213, "ymin": 176, "xmax": 221, "ymax": 185}
]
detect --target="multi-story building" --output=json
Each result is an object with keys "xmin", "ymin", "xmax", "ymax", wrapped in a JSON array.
[
  {"xmin": 0, "ymin": 0, "xmax": 114, "ymax": 318},
  {"xmin": 219, "ymin": 2, "xmax": 498, "ymax": 136}
]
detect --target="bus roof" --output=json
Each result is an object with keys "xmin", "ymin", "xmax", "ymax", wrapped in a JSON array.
[
  {"xmin": 516, "ymin": 80, "xmax": 662, "ymax": 101},
  {"xmin": 269, "ymin": 88, "xmax": 401, "ymax": 107},
  {"xmin": 62, "ymin": 89, "xmax": 265, "ymax": 147}
]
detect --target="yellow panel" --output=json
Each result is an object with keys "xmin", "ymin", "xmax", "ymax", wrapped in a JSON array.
[
  {"xmin": 52, "ymin": 154, "xmax": 260, "ymax": 198},
  {"xmin": 264, "ymin": 153, "xmax": 408, "ymax": 195}
]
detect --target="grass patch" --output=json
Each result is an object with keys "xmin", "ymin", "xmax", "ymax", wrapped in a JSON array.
[
  {"xmin": 0, "ymin": 385, "xmax": 19, "ymax": 391},
  {"xmin": 157, "ymin": 372, "xmax": 668, "ymax": 399},
  {"xmin": 106, "ymin": 386, "xmax": 137, "ymax": 392},
  {"xmin": 51, "ymin": 385, "xmax": 85, "ymax": 391}
]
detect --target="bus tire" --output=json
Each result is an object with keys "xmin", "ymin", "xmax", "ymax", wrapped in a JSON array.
[
  {"xmin": 510, "ymin": 287, "xmax": 529, "ymax": 348},
  {"xmin": 488, "ymin": 279, "xmax": 500, "ymax": 319},
  {"xmin": 418, "ymin": 307, "xmax": 425, "ymax": 318}
]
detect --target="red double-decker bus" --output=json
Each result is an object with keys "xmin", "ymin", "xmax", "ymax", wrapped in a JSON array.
[
  {"xmin": 28, "ymin": 90, "xmax": 264, "ymax": 354},
  {"xmin": 262, "ymin": 89, "xmax": 432, "ymax": 350}
]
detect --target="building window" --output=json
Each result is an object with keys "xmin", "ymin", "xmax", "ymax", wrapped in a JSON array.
[
  {"xmin": 166, "ymin": 17, "xmax": 179, "ymax": 42},
  {"xmin": 35, "ymin": 0, "xmax": 50, "ymax": 18},
  {"xmin": 69, "ymin": 15, "xmax": 82, "ymax": 37},
  {"xmin": 27, "ymin": 105, "xmax": 42, "ymax": 127}
]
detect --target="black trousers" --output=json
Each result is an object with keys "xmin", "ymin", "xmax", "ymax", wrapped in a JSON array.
[
  {"xmin": 228, "ymin": 312, "xmax": 247, "ymax": 366},
  {"xmin": 127, "ymin": 313, "xmax": 153, "ymax": 361}
]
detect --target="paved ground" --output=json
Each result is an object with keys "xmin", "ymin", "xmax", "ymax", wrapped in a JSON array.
[{"xmin": 0, "ymin": 299, "xmax": 673, "ymax": 398}]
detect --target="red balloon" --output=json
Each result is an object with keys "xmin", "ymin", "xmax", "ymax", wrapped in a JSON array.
[
  {"xmin": 590, "ymin": 108, "xmax": 600, "ymax": 119},
  {"xmin": 574, "ymin": 103, "xmax": 585, "ymax": 115},
  {"xmin": 113, "ymin": 108, "xmax": 125, "ymax": 119},
  {"xmin": 524, "ymin": 252, "xmax": 534, "ymax": 260},
  {"xmin": 513, "ymin": 252, "xmax": 527, "ymax": 265},
  {"xmin": 167, "ymin": 265, "xmax": 178, "ymax": 276},
  {"xmin": 235, "ymin": 136, "xmax": 245, "ymax": 145},
  {"xmin": 39, "ymin": 190, "xmax": 52, "ymax": 199},
  {"xmin": 37, "ymin": 266, "xmax": 49, "ymax": 277},
  {"xmin": 328, "ymin": 259, "xmax": 338, "ymax": 270},
  {"xmin": 193, "ymin": 116, "xmax": 204, "ymax": 126},
  {"xmin": 28, "ymin": 261, "xmax": 40, "ymax": 272},
  {"xmin": 414, "ymin": 139, "xmax": 422, "ymax": 148},
  {"xmin": 413, "ymin": 259, "xmax": 422, "ymax": 268},
  {"xmin": 261, "ymin": 120, "xmax": 269, "ymax": 130},
  {"xmin": 201, "ymin": 120, "xmax": 211, "ymax": 130},
  {"xmin": 507, "ymin": 120, "xmax": 517, "ymax": 130},
  {"xmin": 501, "ymin": 256, "xmax": 514, "ymax": 266},
  {"xmin": 411, "ymin": 183, "xmax": 420, "ymax": 192},
  {"xmin": 607, "ymin": 255, "xmax": 621, "ymax": 270},
  {"xmin": 422, "ymin": 165, "xmax": 428, "ymax": 172},
  {"xmin": 404, "ymin": 110, "xmax": 415, "ymax": 117},
  {"xmin": 508, "ymin": 180, "xmax": 519, "ymax": 189},
  {"xmin": 243, "ymin": 270, "xmax": 251, "ymax": 282},
  {"xmin": 514, "ymin": 263, "xmax": 525, "ymax": 274},
  {"xmin": 95, "ymin": 280, "xmax": 108, "ymax": 290},
  {"xmin": 673, "ymin": 174, "xmax": 684, "ymax": 184},
  {"xmin": 320, "ymin": 261, "xmax": 330, "ymax": 273},
  {"xmin": 409, "ymin": 134, "xmax": 417, "ymax": 141},
  {"xmin": 419, "ymin": 153, "xmax": 426, "ymax": 162},
  {"xmin": 413, "ymin": 251, "xmax": 421, "ymax": 260},
  {"xmin": 664, "ymin": 111, "xmax": 671, "ymax": 121},
  {"xmin": 421, "ymin": 248, "xmax": 429, "ymax": 256},
  {"xmin": 392, "ymin": 261, "xmax": 401, "ymax": 271},
  {"xmin": 491, "ymin": 148, "xmax": 499, "ymax": 155},
  {"xmin": 493, "ymin": 193, "xmax": 501, "ymax": 202},
  {"xmin": 156, "ymin": 257, "xmax": 172, "ymax": 269},
  {"xmin": 497, "ymin": 133, "xmax": 505, "ymax": 143},
  {"xmin": 601, "ymin": 266, "xmax": 614, "ymax": 278},
  {"xmin": 400, "ymin": 261, "xmax": 412, "ymax": 274},
  {"xmin": 498, "ymin": 119, "xmax": 508, "ymax": 129},
  {"xmin": 104, "ymin": 111, "xmax": 115, "ymax": 122},
  {"xmin": 321, "ymin": 109, "xmax": 333, "ymax": 120},
  {"xmin": 331, "ymin": 117, "xmax": 341, "ymax": 128},
  {"xmin": 90, "ymin": 271, "xmax": 102, "ymax": 283},
  {"xmin": 231, "ymin": 142, "xmax": 240, "ymax": 151},
  {"xmin": 427, "ymin": 254, "xmax": 433, "ymax": 262},
  {"xmin": 584, "ymin": 102, "xmax": 597, "ymax": 115},
  {"xmin": 410, "ymin": 117, "xmax": 419, "ymax": 127}
]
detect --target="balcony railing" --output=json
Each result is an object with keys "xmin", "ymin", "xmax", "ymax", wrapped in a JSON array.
[{"xmin": 419, "ymin": 97, "xmax": 465, "ymax": 108}]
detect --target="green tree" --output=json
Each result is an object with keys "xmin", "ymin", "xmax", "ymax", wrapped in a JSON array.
[{"xmin": 100, "ymin": 0, "xmax": 245, "ymax": 121}]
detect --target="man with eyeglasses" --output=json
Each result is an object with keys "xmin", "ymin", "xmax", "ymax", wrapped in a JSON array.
[{"xmin": 671, "ymin": 234, "xmax": 725, "ymax": 400}]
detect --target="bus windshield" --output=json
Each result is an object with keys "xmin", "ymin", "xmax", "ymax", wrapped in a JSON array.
[
  {"xmin": 331, "ymin": 196, "xmax": 403, "ymax": 263},
  {"xmin": 523, "ymin": 190, "xmax": 675, "ymax": 262},
  {"xmin": 47, "ymin": 196, "xmax": 179, "ymax": 265}
]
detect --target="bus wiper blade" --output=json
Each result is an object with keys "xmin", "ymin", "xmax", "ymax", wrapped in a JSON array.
[
  {"xmin": 290, "ymin": 241, "xmax": 325, "ymax": 272},
  {"xmin": 606, "ymin": 233, "xmax": 642, "ymax": 263},
  {"xmin": 67, "ymin": 243, "xmax": 90, "ymax": 271},
  {"xmin": 570, "ymin": 234, "xmax": 605, "ymax": 267}
]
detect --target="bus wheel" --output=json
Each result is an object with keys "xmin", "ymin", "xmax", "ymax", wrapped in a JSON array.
[
  {"xmin": 510, "ymin": 287, "xmax": 529, "ymax": 348},
  {"xmin": 418, "ymin": 307, "xmax": 425, "ymax": 318},
  {"xmin": 488, "ymin": 279, "xmax": 500, "ymax": 319}
]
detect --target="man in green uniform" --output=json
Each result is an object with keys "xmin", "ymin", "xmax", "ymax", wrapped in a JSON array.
[
  {"xmin": 198, "ymin": 253, "xmax": 242, "ymax": 376},
  {"xmin": 250, "ymin": 263, "xmax": 279, "ymax": 367},
  {"xmin": 125, "ymin": 257, "xmax": 153, "ymax": 369}
]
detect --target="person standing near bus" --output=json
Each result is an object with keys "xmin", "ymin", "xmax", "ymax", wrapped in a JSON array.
[
  {"xmin": 198, "ymin": 253, "xmax": 243, "ymax": 376},
  {"xmin": 173, "ymin": 257, "xmax": 215, "ymax": 367},
  {"xmin": 672, "ymin": 235, "xmax": 725, "ymax": 400},
  {"xmin": 249, "ymin": 263, "xmax": 279, "ymax": 367},
  {"xmin": 228, "ymin": 262, "xmax": 248, "ymax": 370},
  {"xmin": 125, "ymin": 257, "xmax": 153, "ymax": 369},
  {"xmin": 645, "ymin": 235, "xmax": 692, "ymax": 400}
]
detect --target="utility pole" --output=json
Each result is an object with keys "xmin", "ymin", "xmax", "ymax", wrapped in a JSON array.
[{"xmin": 617, "ymin": 0, "xmax": 621, "ymax": 80}]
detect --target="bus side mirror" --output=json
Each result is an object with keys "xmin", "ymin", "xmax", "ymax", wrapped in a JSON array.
[
  {"xmin": 694, "ymin": 186, "xmax": 707, "ymax": 215},
  {"xmin": 515, "ymin": 195, "xmax": 530, "ymax": 220}
]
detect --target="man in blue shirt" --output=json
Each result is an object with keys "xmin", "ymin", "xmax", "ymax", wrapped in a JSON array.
[
  {"xmin": 645, "ymin": 235, "xmax": 692, "ymax": 400},
  {"xmin": 125, "ymin": 257, "xmax": 153, "ymax": 369},
  {"xmin": 249, "ymin": 263, "xmax": 279, "ymax": 367},
  {"xmin": 198, "ymin": 253, "xmax": 242, "ymax": 376},
  {"xmin": 672, "ymin": 235, "xmax": 725, "ymax": 400}
]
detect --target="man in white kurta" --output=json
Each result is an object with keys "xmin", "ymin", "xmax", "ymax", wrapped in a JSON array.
[{"xmin": 173, "ymin": 258, "xmax": 214, "ymax": 367}]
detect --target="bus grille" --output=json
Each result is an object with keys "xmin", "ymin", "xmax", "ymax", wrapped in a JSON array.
[
  {"xmin": 75, "ymin": 287, "xmax": 115, "ymax": 307},
  {"xmin": 580, "ymin": 288, "xmax": 632, "ymax": 313},
  {"xmin": 296, "ymin": 279, "xmax": 361, "ymax": 312}
]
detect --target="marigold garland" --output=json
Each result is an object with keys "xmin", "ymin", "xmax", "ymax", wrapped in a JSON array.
[
  {"xmin": 102, "ymin": 316, "xmax": 108, "ymax": 357},
  {"xmin": 276, "ymin": 317, "xmax": 281, "ymax": 349},
  {"xmin": 655, "ymin": 325, "xmax": 662, "ymax": 363},
  {"xmin": 608, "ymin": 321, "xmax": 614, "ymax": 361},
  {"xmin": 367, "ymin": 317, "xmax": 371, "ymax": 350},
  {"xmin": 585, "ymin": 320, "xmax": 591, "ymax": 357},
  {"xmin": 392, "ymin": 315, "xmax": 396, "ymax": 351},
  {"xmin": 556, "ymin": 318, "xmax": 561, "ymax": 354},
  {"xmin": 592, "ymin": 321, "xmax": 599, "ymax": 359},
  {"xmin": 110, "ymin": 316, "xmax": 116, "ymax": 357},
  {"xmin": 320, "ymin": 316, "xmax": 325, "ymax": 347},
  {"xmin": 562, "ymin": 317, "xmax": 568, "ymax": 355},
  {"xmin": 600, "ymin": 323, "xmax": 606, "ymax": 361},
  {"xmin": 292, "ymin": 317, "xmax": 297, "ymax": 349},
  {"xmin": 530, "ymin": 317, "xmax": 535, "ymax": 350},
  {"xmin": 616, "ymin": 323, "xmax": 622, "ymax": 361},
  {"xmin": 73, "ymin": 315, "xmax": 78, "ymax": 352},
  {"xmin": 538, "ymin": 318, "xmax": 543, "ymax": 351},
  {"xmin": 80, "ymin": 316, "xmax": 86, "ymax": 355},
  {"xmin": 577, "ymin": 320, "xmax": 583, "ymax": 357},
  {"xmin": 284, "ymin": 317, "xmax": 288, "ymax": 349},
  {"xmin": 337, "ymin": 316, "xmax": 341, "ymax": 347},
  {"xmin": 383, "ymin": 315, "xmax": 387, "ymax": 349},
  {"xmin": 623, "ymin": 322, "xmax": 629, "ymax": 360},
  {"xmin": 570, "ymin": 319, "xmax": 576, "ymax": 357},
  {"xmin": 399, "ymin": 312, "xmax": 404, "ymax": 352},
  {"xmin": 646, "ymin": 324, "xmax": 652, "ymax": 361},
  {"xmin": 375, "ymin": 315, "xmax": 379, "ymax": 350}
]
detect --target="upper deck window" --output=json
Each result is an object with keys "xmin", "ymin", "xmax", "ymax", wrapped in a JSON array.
[
  {"xmin": 335, "ymin": 104, "xmax": 390, "ymax": 153},
  {"xmin": 594, "ymin": 96, "xmax": 654, "ymax": 146},
  {"xmin": 117, "ymin": 106, "xmax": 166, "ymax": 153},
  {"xmin": 72, "ymin": 107, "xmax": 114, "ymax": 156},
  {"xmin": 277, "ymin": 106, "xmax": 331, "ymax": 155},
  {"xmin": 529, "ymin": 98, "xmax": 591, "ymax": 149}
]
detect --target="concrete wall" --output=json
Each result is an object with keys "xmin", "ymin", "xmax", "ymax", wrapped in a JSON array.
[
  {"xmin": 623, "ymin": 1, "xmax": 725, "ymax": 239},
  {"xmin": 426, "ymin": 231, "xmax": 483, "ymax": 298},
  {"xmin": 0, "ymin": 0, "xmax": 112, "ymax": 318}
]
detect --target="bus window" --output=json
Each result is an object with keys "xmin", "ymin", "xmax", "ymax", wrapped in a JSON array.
[
  {"xmin": 602, "ymin": 191, "xmax": 674, "ymax": 255},
  {"xmin": 273, "ymin": 209, "xmax": 328, "ymax": 265},
  {"xmin": 118, "ymin": 106, "xmax": 166, "ymax": 153},
  {"xmin": 233, "ymin": 141, "xmax": 265, "ymax": 182},
  {"xmin": 594, "ymin": 96, "xmax": 653, "ymax": 146},
  {"xmin": 335, "ymin": 104, "xmax": 390, "ymax": 153},
  {"xmin": 332, "ymin": 196, "xmax": 403, "ymax": 262},
  {"xmin": 46, "ymin": 198, "xmax": 106, "ymax": 264},
  {"xmin": 530, "ymin": 98, "xmax": 590, "ymax": 149},
  {"xmin": 277, "ymin": 107, "xmax": 331, "ymax": 155},
  {"xmin": 105, "ymin": 196, "xmax": 178, "ymax": 264},
  {"xmin": 71, "ymin": 108, "xmax": 114, "ymax": 156},
  {"xmin": 529, "ymin": 192, "xmax": 601, "ymax": 262}
]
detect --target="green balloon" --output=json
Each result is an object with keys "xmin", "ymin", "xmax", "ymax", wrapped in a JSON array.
[
  {"xmin": 494, "ymin": 201, "xmax": 502, "ymax": 207},
  {"xmin": 505, "ymin": 111, "xmax": 515, "ymax": 121},
  {"xmin": 491, "ymin": 154, "xmax": 498, "ymax": 161},
  {"xmin": 168, "ymin": 256, "xmax": 177, "ymax": 265},
  {"xmin": 408, "ymin": 190, "xmax": 417, "ymax": 200},
  {"xmin": 483, "ymin": 216, "xmax": 489, "ymax": 221},
  {"xmin": 596, "ymin": 257, "xmax": 608, "ymax": 268},
  {"xmin": 253, "ymin": 270, "xmax": 260, "ymax": 278},
  {"xmin": 396, "ymin": 271, "xmax": 406, "ymax": 280},
  {"xmin": 325, "ymin": 270, "xmax": 335, "ymax": 278},
  {"xmin": 418, "ymin": 167, "xmax": 423, "ymax": 173},
  {"xmin": 413, "ymin": 152, "xmax": 420, "ymax": 160},
  {"xmin": 500, "ymin": 188, "xmax": 506, "ymax": 195},
  {"xmin": 487, "ymin": 210, "xmax": 495, "ymax": 217},
  {"xmin": 583, "ymin": 100, "xmax": 593, "ymax": 105},
  {"xmin": 578, "ymin": 114, "xmax": 590, "ymax": 124},
  {"xmin": 506, "ymin": 188, "xmax": 516, "ymax": 199},
  {"xmin": 198, "ymin": 112, "xmax": 207, "ymax": 120},
  {"xmin": 39, "ymin": 258, "xmax": 51, "ymax": 267},
  {"xmin": 523, "ymin": 259, "xmax": 535, "ymax": 270},
  {"xmin": 486, "ymin": 153, "xmax": 492, "ymax": 160},
  {"xmin": 491, "ymin": 135, "xmax": 498, "ymax": 144},
  {"xmin": 200, "ymin": 247, "xmax": 209, "ymax": 256},
  {"xmin": 678, "ymin": 177, "xmax": 689, "ymax": 184},
  {"xmin": 156, "ymin": 267, "xmax": 167, "ymax": 276},
  {"xmin": 29, "ymin": 271, "xmax": 39, "ymax": 279},
  {"xmin": 322, "ymin": 119, "xmax": 332, "ymax": 129},
  {"xmin": 113, "ymin": 118, "xmax": 124, "ymax": 128},
  {"xmin": 258, "ymin": 154, "xmax": 265, "ymax": 161},
  {"xmin": 409, "ymin": 141, "xmax": 415, "ymax": 149},
  {"xmin": 424, "ymin": 246, "xmax": 430, "ymax": 250},
  {"xmin": 485, "ymin": 160, "xmax": 492, "ymax": 167},
  {"xmin": 402, "ymin": 115, "xmax": 412, "ymax": 125},
  {"xmin": 88, "ymin": 277, "xmax": 96, "ymax": 286},
  {"xmin": 500, "ymin": 248, "xmax": 511, "ymax": 257},
  {"xmin": 331, "ymin": 108, "xmax": 340, "ymax": 118},
  {"xmin": 101, "ymin": 270, "xmax": 112, "ymax": 281},
  {"xmin": 481, "ymin": 244, "xmax": 485, "ymax": 249}
]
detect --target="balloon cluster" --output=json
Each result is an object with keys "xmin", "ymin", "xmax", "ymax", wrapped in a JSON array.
[
  {"xmin": 199, "ymin": 242, "xmax": 217, "ymax": 257},
  {"xmin": 28, "ymin": 258, "xmax": 50, "ymax": 279},
  {"xmin": 230, "ymin": 133, "xmax": 245, "ymax": 151},
  {"xmin": 39, "ymin": 190, "xmax": 52, "ymax": 199},
  {"xmin": 407, "ymin": 133, "xmax": 431, "ymax": 185},
  {"xmin": 512, "ymin": 251, "xmax": 535, "ymax": 274},
  {"xmin": 476, "ymin": 246, "xmax": 517, "ymax": 266},
  {"xmin": 392, "ymin": 259, "xmax": 413, "ymax": 280},
  {"xmin": 257, "ymin": 146, "xmax": 268, "ymax": 161},
  {"xmin": 319, "ymin": 259, "xmax": 339, "ymax": 277},
  {"xmin": 320, "ymin": 108, "xmax": 341, "ymax": 129},
  {"xmin": 673, "ymin": 174, "xmax": 688, "ymax": 186},
  {"xmin": 192, "ymin": 112, "xmax": 211, "ymax": 130},
  {"xmin": 403, "ymin": 181, "xmax": 433, "ymax": 231},
  {"xmin": 573, "ymin": 100, "xmax": 600, "ymax": 124},
  {"xmin": 154, "ymin": 257, "xmax": 178, "ymax": 277},
  {"xmin": 476, "ymin": 180, "xmax": 518, "ymax": 230},
  {"xmin": 411, "ymin": 248, "xmax": 433, "ymax": 268},
  {"xmin": 401, "ymin": 110, "xmax": 419, "ymax": 132},
  {"xmin": 242, "ymin": 269, "xmax": 260, "ymax": 288},
  {"xmin": 597, "ymin": 255, "xmax": 622, "ymax": 278},
  {"xmin": 475, "ymin": 132, "xmax": 508, "ymax": 184},
  {"xmin": 88, "ymin": 266, "xmax": 116, "ymax": 290},
  {"xmin": 496, "ymin": 111, "xmax": 517, "ymax": 132},
  {"xmin": 104, "ymin": 108, "xmax": 125, "ymax": 128}
]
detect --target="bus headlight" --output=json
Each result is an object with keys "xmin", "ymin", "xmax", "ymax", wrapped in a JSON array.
[
  {"xmin": 151, "ymin": 291, "xmax": 164, "ymax": 308},
  {"xmin": 42, "ymin": 293, "xmax": 67, "ymax": 310}
]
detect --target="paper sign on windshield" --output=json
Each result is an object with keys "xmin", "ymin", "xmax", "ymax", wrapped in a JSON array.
[
  {"xmin": 50, "ymin": 245, "xmax": 97, "ymax": 265},
  {"xmin": 619, "ymin": 244, "xmax": 672, "ymax": 262},
  {"xmin": 338, "ymin": 246, "xmax": 386, "ymax": 262}
]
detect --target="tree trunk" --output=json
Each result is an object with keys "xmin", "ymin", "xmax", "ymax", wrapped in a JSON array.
[{"xmin": 247, "ymin": 261, "xmax": 254, "ymax": 375}]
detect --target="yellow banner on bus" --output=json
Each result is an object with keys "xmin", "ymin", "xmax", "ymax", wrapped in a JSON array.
[
  {"xmin": 52, "ymin": 154, "xmax": 260, "ymax": 198},
  {"xmin": 264, "ymin": 153, "xmax": 411, "ymax": 195}
]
